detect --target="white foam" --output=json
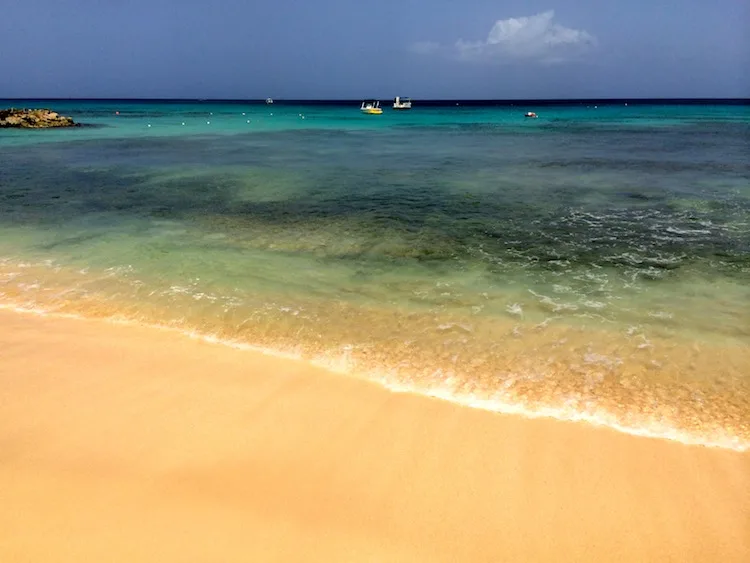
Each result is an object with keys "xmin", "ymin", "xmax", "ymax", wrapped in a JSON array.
[
  {"xmin": 374, "ymin": 379, "xmax": 749, "ymax": 453},
  {"xmin": 506, "ymin": 303, "xmax": 523, "ymax": 316}
]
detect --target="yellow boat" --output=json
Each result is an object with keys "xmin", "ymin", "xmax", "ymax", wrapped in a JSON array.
[{"xmin": 360, "ymin": 100, "xmax": 383, "ymax": 115}]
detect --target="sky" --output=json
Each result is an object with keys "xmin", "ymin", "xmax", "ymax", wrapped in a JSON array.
[{"xmin": 0, "ymin": 0, "xmax": 748, "ymax": 99}]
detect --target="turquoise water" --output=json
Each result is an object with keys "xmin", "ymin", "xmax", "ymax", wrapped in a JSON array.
[{"xmin": 1, "ymin": 100, "xmax": 749, "ymax": 449}]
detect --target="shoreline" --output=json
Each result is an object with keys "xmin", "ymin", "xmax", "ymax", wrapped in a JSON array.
[
  {"xmin": 2, "ymin": 302, "xmax": 747, "ymax": 452},
  {"xmin": 1, "ymin": 307, "xmax": 748, "ymax": 562}
]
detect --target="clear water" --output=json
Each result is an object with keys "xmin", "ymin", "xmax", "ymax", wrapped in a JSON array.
[{"xmin": 1, "ymin": 100, "xmax": 749, "ymax": 449}]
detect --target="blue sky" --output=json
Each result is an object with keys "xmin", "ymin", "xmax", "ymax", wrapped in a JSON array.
[{"xmin": 1, "ymin": 0, "xmax": 748, "ymax": 99}]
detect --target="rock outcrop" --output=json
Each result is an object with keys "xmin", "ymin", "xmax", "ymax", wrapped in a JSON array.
[{"xmin": 0, "ymin": 108, "xmax": 77, "ymax": 128}]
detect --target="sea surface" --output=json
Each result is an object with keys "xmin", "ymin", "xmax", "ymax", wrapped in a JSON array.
[{"xmin": 1, "ymin": 99, "xmax": 749, "ymax": 449}]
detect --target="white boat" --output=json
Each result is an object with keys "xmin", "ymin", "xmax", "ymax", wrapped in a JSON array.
[
  {"xmin": 392, "ymin": 96, "xmax": 412, "ymax": 110},
  {"xmin": 265, "ymin": 98, "xmax": 274, "ymax": 104},
  {"xmin": 360, "ymin": 100, "xmax": 382, "ymax": 115},
  {"xmin": 524, "ymin": 111, "xmax": 538, "ymax": 118}
]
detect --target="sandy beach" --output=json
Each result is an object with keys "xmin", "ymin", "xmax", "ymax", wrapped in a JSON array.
[{"xmin": 0, "ymin": 308, "xmax": 748, "ymax": 562}]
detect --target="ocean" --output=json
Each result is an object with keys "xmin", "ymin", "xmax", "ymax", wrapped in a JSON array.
[{"xmin": 1, "ymin": 99, "xmax": 748, "ymax": 449}]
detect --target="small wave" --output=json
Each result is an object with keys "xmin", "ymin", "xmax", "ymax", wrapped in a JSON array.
[
  {"xmin": 436, "ymin": 322, "xmax": 474, "ymax": 333},
  {"xmin": 648, "ymin": 311, "xmax": 674, "ymax": 320},
  {"xmin": 528, "ymin": 289, "xmax": 579, "ymax": 312},
  {"xmin": 581, "ymin": 299, "xmax": 607, "ymax": 309},
  {"xmin": 374, "ymin": 379, "xmax": 749, "ymax": 453},
  {"xmin": 665, "ymin": 226, "xmax": 713, "ymax": 236}
]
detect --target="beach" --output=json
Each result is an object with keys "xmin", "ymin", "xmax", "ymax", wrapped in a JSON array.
[
  {"xmin": 1, "ymin": 101, "xmax": 749, "ymax": 451},
  {"xmin": 1, "ymin": 308, "xmax": 748, "ymax": 562},
  {"xmin": 1, "ymin": 99, "xmax": 749, "ymax": 560}
]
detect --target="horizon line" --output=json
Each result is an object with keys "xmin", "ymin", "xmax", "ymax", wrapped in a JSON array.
[{"xmin": 1, "ymin": 97, "xmax": 749, "ymax": 104}]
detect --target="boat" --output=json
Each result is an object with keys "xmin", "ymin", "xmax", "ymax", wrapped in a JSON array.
[
  {"xmin": 524, "ymin": 111, "xmax": 538, "ymax": 118},
  {"xmin": 392, "ymin": 96, "xmax": 412, "ymax": 110},
  {"xmin": 360, "ymin": 100, "xmax": 382, "ymax": 115},
  {"xmin": 265, "ymin": 98, "xmax": 274, "ymax": 104}
]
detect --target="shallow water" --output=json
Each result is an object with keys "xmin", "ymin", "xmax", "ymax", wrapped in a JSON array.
[{"xmin": 1, "ymin": 100, "xmax": 749, "ymax": 449}]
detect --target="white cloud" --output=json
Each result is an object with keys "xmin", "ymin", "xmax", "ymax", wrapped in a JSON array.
[
  {"xmin": 408, "ymin": 41, "xmax": 441, "ymax": 55},
  {"xmin": 412, "ymin": 11, "xmax": 595, "ymax": 64}
]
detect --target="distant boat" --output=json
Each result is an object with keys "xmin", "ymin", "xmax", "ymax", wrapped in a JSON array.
[
  {"xmin": 265, "ymin": 98, "xmax": 274, "ymax": 104},
  {"xmin": 524, "ymin": 111, "xmax": 538, "ymax": 118},
  {"xmin": 392, "ymin": 96, "xmax": 412, "ymax": 110},
  {"xmin": 360, "ymin": 100, "xmax": 382, "ymax": 115}
]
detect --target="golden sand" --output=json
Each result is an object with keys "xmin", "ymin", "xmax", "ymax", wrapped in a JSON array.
[{"xmin": 0, "ymin": 309, "xmax": 748, "ymax": 562}]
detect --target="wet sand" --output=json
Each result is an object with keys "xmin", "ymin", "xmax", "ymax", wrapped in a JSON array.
[{"xmin": 0, "ymin": 309, "xmax": 748, "ymax": 562}]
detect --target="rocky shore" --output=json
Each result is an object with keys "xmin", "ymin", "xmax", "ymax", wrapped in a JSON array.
[{"xmin": 0, "ymin": 108, "xmax": 77, "ymax": 128}]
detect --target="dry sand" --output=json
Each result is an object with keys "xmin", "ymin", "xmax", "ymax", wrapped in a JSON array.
[{"xmin": 0, "ymin": 309, "xmax": 748, "ymax": 562}]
